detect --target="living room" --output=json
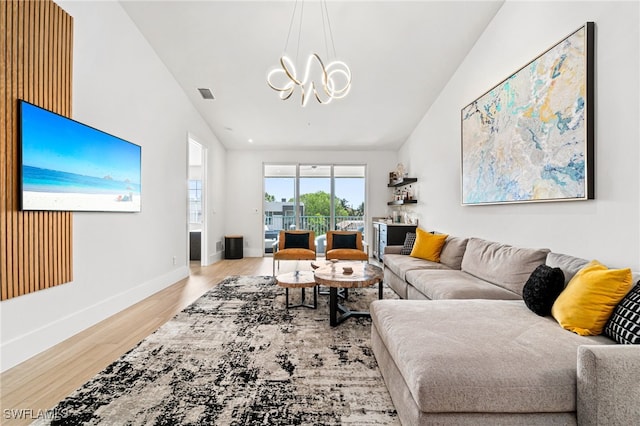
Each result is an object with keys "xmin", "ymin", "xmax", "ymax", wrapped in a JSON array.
[{"xmin": 1, "ymin": 0, "xmax": 639, "ymax": 424}]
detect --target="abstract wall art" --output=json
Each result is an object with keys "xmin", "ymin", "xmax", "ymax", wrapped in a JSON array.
[{"xmin": 461, "ymin": 22, "xmax": 594, "ymax": 205}]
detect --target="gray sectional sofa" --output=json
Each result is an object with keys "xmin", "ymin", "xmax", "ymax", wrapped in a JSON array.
[{"xmin": 372, "ymin": 236, "xmax": 640, "ymax": 425}]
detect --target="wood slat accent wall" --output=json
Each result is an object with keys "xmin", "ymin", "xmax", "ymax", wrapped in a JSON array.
[{"xmin": 1, "ymin": 0, "xmax": 73, "ymax": 301}]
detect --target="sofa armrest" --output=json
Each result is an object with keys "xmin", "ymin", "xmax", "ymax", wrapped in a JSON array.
[
  {"xmin": 383, "ymin": 245, "xmax": 403, "ymax": 255},
  {"xmin": 577, "ymin": 344, "xmax": 640, "ymax": 425}
]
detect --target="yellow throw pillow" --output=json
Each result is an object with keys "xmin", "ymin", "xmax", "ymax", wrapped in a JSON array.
[
  {"xmin": 409, "ymin": 228, "xmax": 448, "ymax": 262},
  {"xmin": 551, "ymin": 260, "xmax": 632, "ymax": 336}
]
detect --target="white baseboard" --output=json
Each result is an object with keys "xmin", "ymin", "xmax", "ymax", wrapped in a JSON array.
[
  {"xmin": 0, "ymin": 266, "xmax": 189, "ymax": 373},
  {"xmin": 207, "ymin": 251, "xmax": 223, "ymax": 265},
  {"xmin": 243, "ymin": 248, "xmax": 263, "ymax": 258}
]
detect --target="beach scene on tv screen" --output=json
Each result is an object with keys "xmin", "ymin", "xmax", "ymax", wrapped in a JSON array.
[{"xmin": 21, "ymin": 102, "xmax": 141, "ymax": 212}]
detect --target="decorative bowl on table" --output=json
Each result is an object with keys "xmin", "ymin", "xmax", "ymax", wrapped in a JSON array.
[{"xmin": 342, "ymin": 266, "xmax": 353, "ymax": 274}]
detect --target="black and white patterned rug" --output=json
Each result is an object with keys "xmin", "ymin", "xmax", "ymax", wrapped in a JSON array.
[{"xmin": 37, "ymin": 275, "xmax": 399, "ymax": 425}]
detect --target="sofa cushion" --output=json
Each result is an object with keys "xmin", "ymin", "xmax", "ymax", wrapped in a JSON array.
[
  {"xmin": 460, "ymin": 238, "xmax": 550, "ymax": 296},
  {"xmin": 522, "ymin": 265, "xmax": 565, "ymax": 316},
  {"xmin": 370, "ymin": 299, "xmax": 611, "ymax": 414},
  {"xmin": 604, "ymin": 281, "xmax": 640, "ymax": 344},
  {"xmin": 400, "ymin": 232, "xmax": 416, "ymax": 255},
  {"xmin": 552, "ymin": 260, "xmax": 633, "ymax": 336},
  {"xmin": 546, "ymin": 252, "xmax": 590, "ymax": 286},
  {"xmin": 384, "ymin": 254, "xmax": 451, "ymax": 281},
  {"xmin": 405, "ymin": 270, "xmax": 521, "ymax": 300},
  {"xmin": 439, "ymin": 236, "xmax": 468, "ymax": 270},
  {"xmin": 410, "ymin": 228, "xmax": 448, "ymax": 262}
]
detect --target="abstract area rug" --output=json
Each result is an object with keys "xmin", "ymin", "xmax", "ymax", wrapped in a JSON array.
[{"xmin": 38, "ymin": 276, "xmax": 399, "ymax": 425}]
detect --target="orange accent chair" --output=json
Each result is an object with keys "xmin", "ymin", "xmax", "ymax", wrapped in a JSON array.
[
  {"xmin": 325, "ymin": 231, "xmax": 369, "ymax": 262},
  {"xmin": 273, "ymin": 230, "xmax": 316, "ymax": 276}
]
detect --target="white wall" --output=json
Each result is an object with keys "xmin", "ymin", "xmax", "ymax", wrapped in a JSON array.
[
  {"xmin": 399, "ymin": 1, "xmax": 639, "ymax": 270},
  {"xmin": 225, "ymin": 150, "xmax": 398, "ymax": 257},
  {"xmin": 0, "ymin": 1, "xmax": 227, "ymax": 372}
]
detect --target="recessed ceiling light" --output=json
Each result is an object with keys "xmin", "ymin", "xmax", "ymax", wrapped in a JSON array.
[
  {"xmin": 248, "ymin": 139, "xmax": 254, "ymax": 143},
  {"xmin": 197, "ymin": 88, "xmax": 215, "ymax": 100}
]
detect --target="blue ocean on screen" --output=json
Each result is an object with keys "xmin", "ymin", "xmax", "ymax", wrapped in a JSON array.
[{"xmin": 23, "ymin": 165, "xmax": 141, "ymax": 195}]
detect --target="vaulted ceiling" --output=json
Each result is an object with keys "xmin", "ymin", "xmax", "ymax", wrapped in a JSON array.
[{"xmin": 120, "ymin": 0, "xmax": 504, "ymax": 150}]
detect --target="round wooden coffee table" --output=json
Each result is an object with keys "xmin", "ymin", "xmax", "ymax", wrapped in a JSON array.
[
  {"xmin": 275, "ymin": 271, "xmax": 317, "ymax": 309},
  {"xmin": 314, "ymin": 262, "xmax": 384, "ymax": 326}
]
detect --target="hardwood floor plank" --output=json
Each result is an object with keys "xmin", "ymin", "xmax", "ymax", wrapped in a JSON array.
[{"xmin": 0, "ymin": 257, "xmax": 309, "ymax": 426}]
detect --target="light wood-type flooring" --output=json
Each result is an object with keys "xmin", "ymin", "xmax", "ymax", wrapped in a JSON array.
[{"xmin": 0, "ymin": 257, "xmax": 317, "ymax": 426}]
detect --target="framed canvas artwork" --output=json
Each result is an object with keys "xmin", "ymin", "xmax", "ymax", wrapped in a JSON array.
[{"xmin": 461, "ymin": 22, "xmax": 594, "ymax": 205}]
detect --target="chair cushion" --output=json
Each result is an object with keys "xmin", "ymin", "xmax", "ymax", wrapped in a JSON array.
[
  {"xmin": 332, "ymin": 233, "xmax": 357, "ymax": 249},
  {"xmin": 274, "ymin": 248, "xmax": 316, "ymax": 260},
  {"xmin": 326, "ymin": 248, "xmax": 368, "ymax": 261},
  {"xmin": 284, "ymin": 232, "xmax": 309, "ymax": 249}
]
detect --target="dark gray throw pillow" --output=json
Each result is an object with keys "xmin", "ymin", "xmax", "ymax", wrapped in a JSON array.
[
  {"xmin": 400, "ymin": 232, "xmax": 416, "ymax": 255},
  {"xmin": 604, "ymin": 282, "xmax": 640, "ymax": 344},
  {"xmin": 332, "ymin": 233, "xmax": 357, "ymax": 249},
  {"xmin": 522, "ymin": 264, "xmax": 565, "ymax": 316},
  {"xmin": 284, "ymin": 232, "xmax": 309, "ymax": 249}
]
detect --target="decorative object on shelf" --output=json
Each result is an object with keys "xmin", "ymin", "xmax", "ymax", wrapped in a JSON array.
[
  {"xmin": 266, "ymin": 0, "xmax": 352, "ymax": 107},
  {"xmin": 387, "ymin": 177, "xmax": 418, "ymax": 205},
  {"xmin": 406, "ymin": 185, "xmax": 414, "ymax": 200},
  {"xmin": 461, "ymin": 22, "xmax": 594, "ymax": 205}
]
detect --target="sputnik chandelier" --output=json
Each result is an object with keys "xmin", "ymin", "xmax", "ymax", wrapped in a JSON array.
[{"xmin": 267, "ymin": 0, "xmax": 352, "ymax": 107}]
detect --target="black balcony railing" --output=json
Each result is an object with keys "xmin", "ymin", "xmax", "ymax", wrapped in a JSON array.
[
  {"xmin": 267, "ymin": 215, "xmax": 364, "ymax": 234},
  {"xmin": 264, "ymin": 215, "xmax": 365, "ymax": 254}
]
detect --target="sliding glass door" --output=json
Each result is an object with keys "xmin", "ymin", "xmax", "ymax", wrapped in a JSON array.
[
  {"xmin": 334, "ymin": 165, "xmax": 366, "ymax": 234},
  {"xmin": 263, "ymin": 165, "xmax": 297, "ymax": 254},
  {"xmin": 299, "ymin": 165, "xmax": 332, "ymax": 237},
  {"xmin": 263, "ymin": 164, "xmax": 366, "ymax": 255}
]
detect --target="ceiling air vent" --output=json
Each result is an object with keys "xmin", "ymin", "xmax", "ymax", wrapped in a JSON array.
[{"xmin": 198, "ymin": 88, "xmax": 215, "ymax": 100}]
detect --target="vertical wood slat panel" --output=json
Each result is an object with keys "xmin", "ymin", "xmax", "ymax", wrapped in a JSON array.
[
  {"xmin": 1, "ymin": 0, "xmax": 73, "ymax": 301},
  {"xmin": 62, "ymin": 6, "xmax": 73, "ymax": 281},
  {"xmin": 10, "ymin": 0, "xmax": 19, "ymax": 299},
  {"xmin": 21, "ymin": 2, "xmax": 29, "ymax": 294},
  {"xmin": 41, "ymin": 0, "xmax": 51, "ymax": 287},
  {"xmin": 1, "ymin": 0, "xmax": 8, "ymax": 300},
  {"xmin": 17, "ymin": 0, "xmax": 26, "ymax": 298},
  {"xmin": 2, "ymin": 1, "xmax": 9, "ymax": 299}
]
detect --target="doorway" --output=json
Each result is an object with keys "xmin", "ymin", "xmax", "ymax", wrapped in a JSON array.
[{"xmin": 188, "ymin": 136, "xmax": 208, "ymax": 266}]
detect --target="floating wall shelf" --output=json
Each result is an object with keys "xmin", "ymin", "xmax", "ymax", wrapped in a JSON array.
[{"xmin": 387, "ymin": 178, "xmax": 418, "ymax": 188}]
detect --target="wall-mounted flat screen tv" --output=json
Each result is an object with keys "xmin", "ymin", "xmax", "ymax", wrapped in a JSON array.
[{"xmin": 19, "ymin": 100, "xmax": 141, "ymax": 212}]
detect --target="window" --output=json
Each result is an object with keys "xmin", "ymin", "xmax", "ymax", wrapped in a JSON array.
[{"xmin": 188, "ymin": 179, "xmax": 202, "ymax": 223}]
